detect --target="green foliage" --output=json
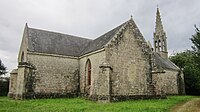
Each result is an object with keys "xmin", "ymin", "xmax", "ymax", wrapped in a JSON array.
[
  {"xmin": 0, "ymin": 59, "xmax": 7, "ymax": 76},
  {"xmin": 0, "ymin": 59, "xmax": 9, "ymax": 96},
  {"xmin": 170, "ymin": 26, "xmax": 200, "ymax": 95},
  {"xmin": 0, "ymin": 96, "xmax": 197, "ymax": 112},
  {"xmin": 191, "ymin": 25, "xmax": 200, "ymax": 68},
  {"xmin": 170, "ymin": 52, "xmax": 200, "ymax": 95},
  {"xmin": 0, "ymin": 79, "xmax": 9, "ymax": 96},
  {"xmin": 191, "ymin": 25, "xmax": 200, "ymax": 52},
  {"xmin": 170, "ymin": 51, "xmax": 200, "ymax": 95},
  {"xmin": 170, "ymin": 50, "xmax": 194, "ymax": 68}
]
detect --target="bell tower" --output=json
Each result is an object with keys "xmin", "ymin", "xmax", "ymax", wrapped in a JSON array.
[{"xmin": 153, "ymin": 7, "xmax": 168, "ymax": 59}]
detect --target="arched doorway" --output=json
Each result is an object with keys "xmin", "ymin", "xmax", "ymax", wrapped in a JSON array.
[{"xmin": 85, "ymin": 59, "xmax": 91, "ymax": 94}]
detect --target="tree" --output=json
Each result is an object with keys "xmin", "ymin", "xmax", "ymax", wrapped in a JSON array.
[
  {"xmin": 170, "ymin": 51, "xmax": 200, "ymax": 95},
  {"xmin": 191, "ymin": 25, "xmax": 200, "ymax": 68},
  {"xmin": 0, "ymin": 59, "xmax": 9, "ymax": 96},
  {"xmin": 0, "ymin": 59, "xmax": 7, "ymax": 76},
  {"xmin": 169, "ymin": 26, "xmax": 200, "ymax": 95}
]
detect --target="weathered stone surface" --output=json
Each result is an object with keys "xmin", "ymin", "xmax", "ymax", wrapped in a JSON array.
[
  {"xmin": 152, "ymin": 69, "xmax": 180, "ymax": 95},
  {"xmin": 79, "ymin": 50, "xmax": 106, "ymax": 96},
  {"xmin": 9, "ymin": 15, "xmax": 185, "ymax": 102},
  {"xmin": 8, "ymin": 69, "xmax": 17, "ymax": 97},
  {"xmin": 105, "ymin": 22, "xmax": 153, "ymax": 96},
  {"xmin": 27, "ymin": 53, "xmax": 79, "ymax": 95}
]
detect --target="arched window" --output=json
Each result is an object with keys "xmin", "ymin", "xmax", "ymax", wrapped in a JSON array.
[
  {"xmin": 86, "ymin": 59, "xmax": 91, "ymax": 86},
  {"xmin": 21, "ymin": 52, "xmax": 24, "ymax": 62}
]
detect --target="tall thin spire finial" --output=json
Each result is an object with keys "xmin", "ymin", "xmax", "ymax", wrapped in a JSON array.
[
  {"xmin": 131, "ymin": 15, "xmax": 133, "ymax": 19},
  {"xmin": 155, "ymin": 6, "xmax": 164, "ymax": 34},
  {"xmin": 153, "ymin": 7, "xmax": 168, "ymax": 59}
]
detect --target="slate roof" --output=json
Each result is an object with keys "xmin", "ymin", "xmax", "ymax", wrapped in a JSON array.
[
  {"xmin": 26, "ymin": 21, "xmax": 127, "ymax": 56},
  {"xmin": 80, "ymin": 21, "xmax": 127, "ymax": 55},
  {"xmin": 26, "ymin": 20, "xmax": 179, "ymax": 72},
  {"xmin": 153, "ymin": 52, "xmax": 180, "ymax": 71},
  {"xmin": 27, "ymin": 28, "xmax": 92, "ymax": 56}
]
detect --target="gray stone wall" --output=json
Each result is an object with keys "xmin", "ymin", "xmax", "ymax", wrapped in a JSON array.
[
  {"xmin": 10, "ymin": 20, "xmax": 184, "ymax": 101},
  {"xmin": 14, "ymin": 63, "xmax": 35, "ymax": 99},
  {"xmin": 27, "ymin": 53, "xmax": 79, "ymax": 96},
  {"xmin": 15, "ymin": 65, "xmax": 26, "ymax": 99},
  {"xmin": 97, "ymin": 62, "xmax": 112, "ymax": 102},
  {"xmin": 8, "ymin": 69, "xmax": 18, "ymax": 97},
  {"xmin": 18, "ymin": 25, "xmax": 28, "ymax": 63},
  {"xmin": 79, "ymin": 50, "xmax": 106, "ymax": 96},
  {"xmin": 179, "ymin": 72, "xmax": 185, "ymax": 94},
  {"xmin": 105, "ymin": 24, "xmax": 152, "ymax": 96},
  {"xmin": 152, "ymin": 69, "xmax": 179, "ymax": 95}
]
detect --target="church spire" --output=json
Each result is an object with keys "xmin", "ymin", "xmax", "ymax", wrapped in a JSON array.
[
  {"xmin": 153, "ymin": 7, "xmax": 168, "ymax": 59},
  {"xmin": 155, "ymin": 7, "xmax": 164, "ymax": 35}
]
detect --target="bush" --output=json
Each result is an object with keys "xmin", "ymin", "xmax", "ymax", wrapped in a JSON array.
[{"xmin": 0, "ymin": 78, "xmax": 9, "ymax": 96}]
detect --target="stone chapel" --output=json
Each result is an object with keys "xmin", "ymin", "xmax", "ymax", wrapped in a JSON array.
[{"xmin": 8, "ymin": 8, "xmax": 185, "ymax": 102}]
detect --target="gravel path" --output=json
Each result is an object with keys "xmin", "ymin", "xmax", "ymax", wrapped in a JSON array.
[{"xmin": 170, "ymin": 98, "xmax": 200, "ymax": 112}]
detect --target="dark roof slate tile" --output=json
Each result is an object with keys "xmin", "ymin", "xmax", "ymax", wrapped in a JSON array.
[
  {"xmin": 80, "ymin": 21, "xmax": 127, "ymax": 55},
  {"xmin": 27, "ymin": 28, "xmax": 92, "ymax": 56},
  {"xmin": 153, "ymin": 52, "xmax": 180, "ymax": 71},
  {"xmin": 27, "ymin": 21, "xmax": 127, "ymax": 56}
]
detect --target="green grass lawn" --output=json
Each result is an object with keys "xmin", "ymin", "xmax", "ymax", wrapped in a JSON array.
[{"xmin": 0, "ymin": 96, "xmax": 197, "ymax": 112}]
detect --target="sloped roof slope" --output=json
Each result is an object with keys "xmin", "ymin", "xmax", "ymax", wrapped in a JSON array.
[
  {"xmin": 26, "ymin": 20, "xmax": 128, "ymax": 56},
  {"xmin": 153, "ymin": 52, "xmax": 180, "ymax": 71},
  {"xmin": 27, "ymin": 28, "xmax": 92, "ymax": 56},
  {"xmin": 80, "ymin": 21, "xmax": 127, "ymax": 55}
]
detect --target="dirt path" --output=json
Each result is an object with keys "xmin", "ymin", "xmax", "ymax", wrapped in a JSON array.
[{"xmin": 170, "ymin": 98, "xmax": 200, "ymax": 112}]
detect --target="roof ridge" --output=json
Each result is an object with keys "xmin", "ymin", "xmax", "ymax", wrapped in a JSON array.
[
  {"xmin": 28, "ymin": 27, "xmax": 92, "ymax": 41},
  {"xmin": 27, "ymin": 27, "xmax": 92, "ymax": 56},
  {"xmin": 26, "ymin": 19, "xmax": 138, "ymax": 57}
]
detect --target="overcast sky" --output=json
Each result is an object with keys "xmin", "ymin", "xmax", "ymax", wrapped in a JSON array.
[{"xmin": 0, "ymin": 0, "xmax": 200, "ymax": 72}]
